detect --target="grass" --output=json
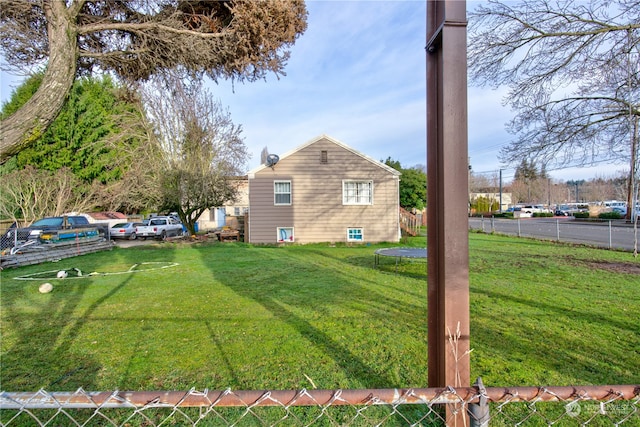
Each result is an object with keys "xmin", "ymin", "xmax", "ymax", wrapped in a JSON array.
[
  {"xmin": 469, "ymin": 234, "xmax": 639, "ymax": 386},
  {"xmin": 1, "ymin": 234, "xmax": 638, "ymax": 394}
]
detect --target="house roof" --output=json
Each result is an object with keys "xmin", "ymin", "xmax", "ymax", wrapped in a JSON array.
[
  {"xmin": 247, "ymin": 134, "xmax": 402, "ymax": 177},
  {"xmin": 87, "ymin": 212, "xmax": 128, "ymax": 220}
]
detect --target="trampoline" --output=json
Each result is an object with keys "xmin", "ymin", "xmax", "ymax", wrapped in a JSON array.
[{"xmin": 374, "ymin": 247, "xmax": 427, "ymax": 272}]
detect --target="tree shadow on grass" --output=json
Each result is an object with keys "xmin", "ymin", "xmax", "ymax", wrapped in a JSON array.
[
  {"xmin": 470, "ymin": 286, "xmax": 640, "ymax": 385},
  {"xmin": 1, "ymin": 272, "xmax": 122, "ymax": 390},
  {"xmin": 196, "ymin": 244, "xmax": 427, "ymax": 391},
  {"xmin": 342, "ymin": 253, "xmax": 427, "ymax": 280},
  {"xmin": 0, "ymin": 243, "xmax": 178, "ymax": 391}
]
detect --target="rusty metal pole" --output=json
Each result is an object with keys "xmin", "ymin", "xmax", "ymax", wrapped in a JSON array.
[{"xmin": 426, "ymin": 0, "xmax": 470, "ymax": 397}]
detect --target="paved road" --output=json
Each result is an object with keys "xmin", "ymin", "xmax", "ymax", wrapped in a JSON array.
[{"xmin": 469, "ymin": 217, "xmax": 640, "ymax": 252}]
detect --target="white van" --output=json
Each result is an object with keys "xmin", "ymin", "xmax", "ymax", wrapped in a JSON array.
[{"xmin": 602, "ymin": 201, "xmax": 626, "ymax": 215}]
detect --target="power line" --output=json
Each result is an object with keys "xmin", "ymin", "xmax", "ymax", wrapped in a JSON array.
[
  {"xmin": 471, "ymin": 158, "xmax": 627, "ymax": 181},
  {"xmin": 468, "ymin": 140, "xmax": 511, "ymax": 156}
]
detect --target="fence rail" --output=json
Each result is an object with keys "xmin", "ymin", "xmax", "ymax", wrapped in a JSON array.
[
  {"xmin": 400, "ymin": 207, "xmax": 420, "ymax": 237},
  {"xmin": 2, "ymin": 384, "xmax": 638, "ymax": 426}
]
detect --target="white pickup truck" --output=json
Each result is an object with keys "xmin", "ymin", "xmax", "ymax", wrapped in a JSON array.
[{"xmin": 136, "ymin": 216, "xmax": 184, "ymax": 240}]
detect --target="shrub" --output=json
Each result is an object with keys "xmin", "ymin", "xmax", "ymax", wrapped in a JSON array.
[
  {"xmin": 532, "ymin": 212, "xmax": 553, "ymax": 218},
  {"xmin": 493, "ymin": 212, "xmax": 514, "ymax": 218},
  {"xmin": 598, "ymin": 211, "xmax": 622, "ymax": 220},
  {"xmin": 573, "ymin": 211, "xmax": 590, "ymax": 218}
]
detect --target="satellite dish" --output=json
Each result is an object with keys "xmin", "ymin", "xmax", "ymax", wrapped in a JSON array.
[{"xmin": 266, "ymin": 154, "xmax": 280, "ymax": 167}]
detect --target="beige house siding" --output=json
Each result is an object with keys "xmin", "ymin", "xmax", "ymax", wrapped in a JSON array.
[
  {"xmin": 197, "ymin": 178, "xmax": 249, "ymax": 231},
  {"xmin": 248, "ymin": 135, "xmax": 400, "ymax": 244}
]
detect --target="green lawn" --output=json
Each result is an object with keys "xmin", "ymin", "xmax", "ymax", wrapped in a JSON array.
[{"xmin": 1, "ymin": 234, "xmax": 638, "ymax": 393}]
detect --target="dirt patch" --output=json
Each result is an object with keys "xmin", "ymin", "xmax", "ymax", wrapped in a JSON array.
[
  {"xmin": 174, "ymin": 234, "xmax": 220, "ymax": 244},
  {"xmin": 584, "ymin": 260, "xmax": 640, "ymax": 275}
]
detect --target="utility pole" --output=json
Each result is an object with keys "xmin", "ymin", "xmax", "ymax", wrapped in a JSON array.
[{"xmin": 499, "ymin": 169, "xmax": 503, "ymax": 213}]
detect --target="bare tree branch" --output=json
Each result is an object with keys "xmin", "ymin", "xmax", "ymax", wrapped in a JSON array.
[
  {"xmin": 469, "ymin": 0, "xmax": 640, "ymax": 218},
  {"xmin": 141, "ymin": 75, "xmax": 249, "ymax": 235},
  {"xmin": 0, "ymin": 0, "xmax": 307, "ymax": 162},
  {"xmin": 0, "ymin": 166, "xmax": 100, "ymax": 225}
]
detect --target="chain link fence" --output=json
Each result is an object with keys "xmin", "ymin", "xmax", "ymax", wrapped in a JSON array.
[
  {"xmin": 468, "ymin": 217, "xmax": 638, "ymax": 252},
  {"xmin": 2, "ymin": 384, "xmax": 638, "ymax": 426}
]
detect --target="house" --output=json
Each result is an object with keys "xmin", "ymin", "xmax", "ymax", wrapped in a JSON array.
[
  {"xmin": 247, "ymin": 135, "xmax": 401, "ymax": 244},
  {"xmin": 196, "ymin": 178, "xmax": 249, "ymax": 231}
]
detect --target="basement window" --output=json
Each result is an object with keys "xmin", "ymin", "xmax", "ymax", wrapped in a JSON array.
[
  {"xmin": 277, "ymin": 227, "xmax": 294, "ymax": 243},
  {"xmin": 347, "ymin": 228, "xmax": 364, "ymax": 242}
]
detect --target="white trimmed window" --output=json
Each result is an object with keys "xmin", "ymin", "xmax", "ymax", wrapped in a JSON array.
[
  {"xmin": 347, "ymin": 228, "xmax": 364, "ymax": 242},
  {"xmin": 343, "ymin": 180, "xmax": 373, "ymax": 205},
  {"xmin": 277, "ymin": 227, "xmax": 294, "ymax": 242},
  {"xmin": 274, "ymin": 181, "xmax": 292, "ymax": 205}
]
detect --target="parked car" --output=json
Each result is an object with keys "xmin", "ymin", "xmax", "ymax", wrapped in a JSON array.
[
  {"xmin": 612, "ymin": 206, "xmax": 627, "ymax": 216},
  {"xmin": 110, "ymin": 222, "xmax": 144, "ymax": 240},
  {"xmin": 135, "ymin": 216, "xmax": 184, "ymax": 240},
  {"xmin": 1, "ymin": 215, "xmax": 93, "ymax": 249},
  {"xmin": 521, "ymin": 204, "xmax": 550, "ymax": 214}
]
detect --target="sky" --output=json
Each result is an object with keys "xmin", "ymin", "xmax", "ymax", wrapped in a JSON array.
[{"xmin": 0, "ymin": 0, "xmax": 628, "ymax": 183}]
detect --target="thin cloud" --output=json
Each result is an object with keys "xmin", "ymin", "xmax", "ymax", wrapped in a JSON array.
[
  {"xmin": 212, "ymin": 0, "xmax": 427, "ymax": 170},
  {"xmin": 0, "ymin": 1, "xmax": 619, "ymax": 180}
]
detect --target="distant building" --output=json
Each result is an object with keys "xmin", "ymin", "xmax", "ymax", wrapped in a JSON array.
[
  {"xmin": 470, "ymin": 192, "xmax": 512, "ymax": 212},
  {"xmin": 197, "ymin": 177, "xmax": 249, "ymax": 231}
]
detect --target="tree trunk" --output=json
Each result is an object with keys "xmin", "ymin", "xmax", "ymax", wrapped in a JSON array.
[{"xmin": 0, "ymin": 1, "xmax": 77, "ymax": 163}]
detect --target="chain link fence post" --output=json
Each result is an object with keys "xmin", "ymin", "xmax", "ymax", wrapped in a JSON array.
[{"xmin": 468, "ymin": 377, "xmax": 490, "ymax": 427}]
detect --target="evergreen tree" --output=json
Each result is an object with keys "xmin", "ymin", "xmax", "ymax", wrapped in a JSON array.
[
  {"xmin": 0, "ymin": 74, "xmax": 159, "ymax": 214},
  {"xmin": 0, "ymin": 1, "xmax": 308, "ymax": 161},
  {"xmin": 9, "ymin": 75, "xmax": 146, "ymax": 184},
  {"xmin": 384, "ymin": 157, "xmax": 427, "ymax": 210},
  {"xmin": 512, "ymin": 159, "xmax": 550, "ymax": 203}
]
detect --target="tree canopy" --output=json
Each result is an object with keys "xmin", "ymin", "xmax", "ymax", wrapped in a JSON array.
[
  {"xmin": 1, "ymin": 73, "xmax": 162, "ymax": 215},
  {"xmin": 511, "ymin": 159, "xmax": 549, "ymax": 203},
  {"xmin": 0, "ymin": 166, "xmax": 99, "ymax": 226},
  {"xmin": 383, "ymin": 157, "xmax": 427, "ymax": 210},
  {"xmin": 2, "ymin": 74, "xmax": 148, "ymax": 183},
  {"xmin": 468, "ymin": 0, "xmax": 639, "ymax": 216},
  {"xmin": 142, "ymin": 77, "xmax": 249, "ymax": 235},
  {"xmin": 0, "ymin": 0, "xmax": 308, "ymax": 161}
]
